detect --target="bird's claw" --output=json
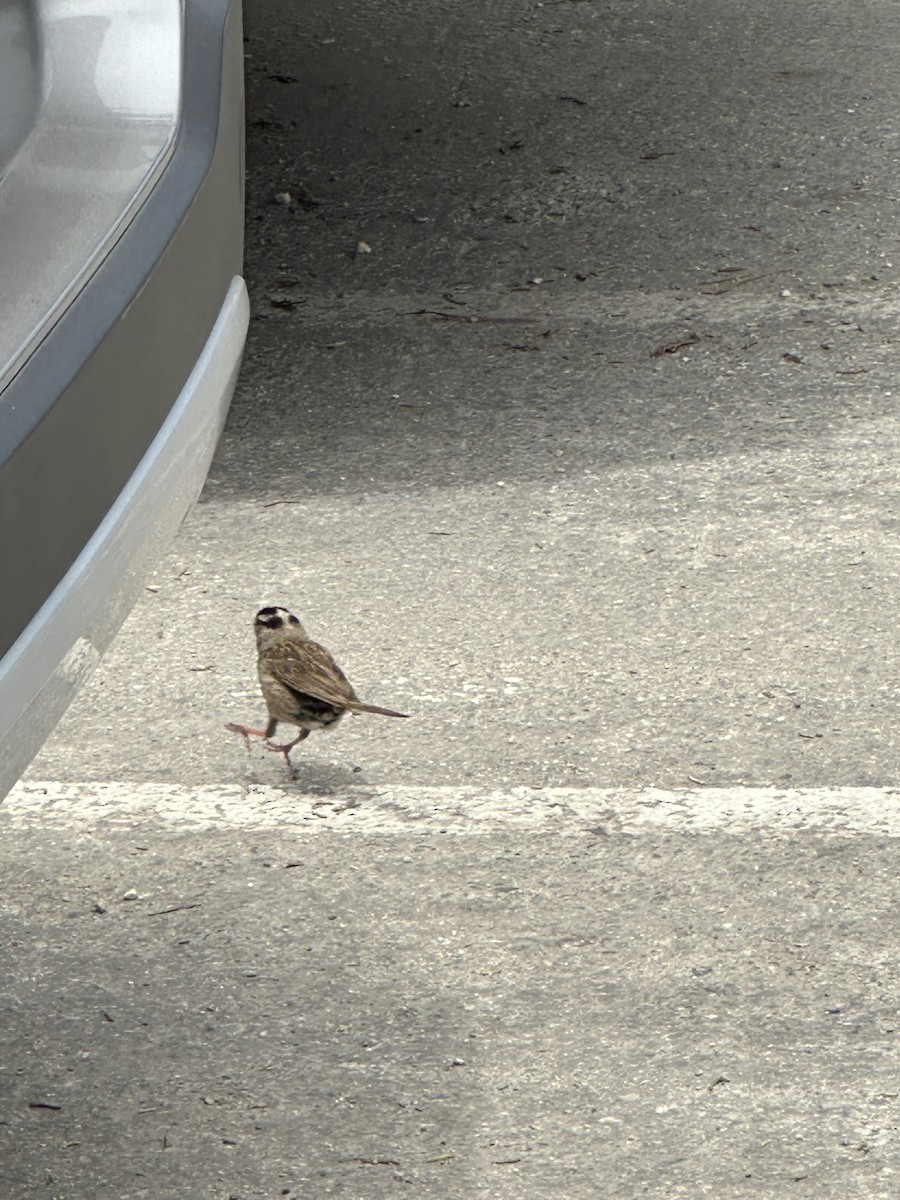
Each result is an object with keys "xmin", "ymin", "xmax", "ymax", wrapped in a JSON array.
[
  {"xmin": 265, "ymin": 740, "xmax": 296, "ymax": 757},
  {"xmin": 225, "ymin": 722, "xmax": 270, "ymax": 750}
]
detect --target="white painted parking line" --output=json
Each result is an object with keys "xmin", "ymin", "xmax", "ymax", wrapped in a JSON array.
[{"xmin": 4, "ymin": 782, "xmax": 900, "ymax": 837}]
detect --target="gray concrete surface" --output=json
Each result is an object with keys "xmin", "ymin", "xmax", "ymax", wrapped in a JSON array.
[{"xmin": 4, "ymin": 0, "xmax": 900, "ymax": 1195}]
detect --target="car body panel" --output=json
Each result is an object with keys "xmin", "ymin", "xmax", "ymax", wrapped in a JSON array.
[{"xmin": 0, "ymin": 274, "xmax": 248, "ymax": 799}]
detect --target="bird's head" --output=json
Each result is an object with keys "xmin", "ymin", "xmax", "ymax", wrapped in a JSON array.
[{"xmin": 254, "ymin": 605, "xmax": 307, "ymax": 648}]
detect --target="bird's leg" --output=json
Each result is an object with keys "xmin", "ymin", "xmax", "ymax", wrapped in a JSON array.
[
  {"xmin": 265, "ymin": 727, "xmax": 310, "ymax": 766},
  {"xmin": 225, "ymin": 717, "xmax": 278, "ymax": 748}
]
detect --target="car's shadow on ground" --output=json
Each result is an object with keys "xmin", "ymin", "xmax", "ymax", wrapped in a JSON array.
[{"xmin": 212, "ymin": 0, "xmax": 896, "ymax": 505}]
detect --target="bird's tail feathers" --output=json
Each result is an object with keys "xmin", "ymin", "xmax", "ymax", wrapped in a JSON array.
[{"xmin": 350, "ymin": 702, "xmax": 410, "ymax": 718}]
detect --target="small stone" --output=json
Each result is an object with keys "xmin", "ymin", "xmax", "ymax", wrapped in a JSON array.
[
  {"xmin": 122, "ymin": 890, "xmax": 139, "ymax": 901},
  {"xmin": 273, "ymin": 192, "xmax": 293, "ymax": 207}
]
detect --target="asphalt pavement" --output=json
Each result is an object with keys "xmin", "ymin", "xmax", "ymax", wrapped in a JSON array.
[{"xmin": 3, "ymin": 1, "xmax": 900, "ymax": 1196}]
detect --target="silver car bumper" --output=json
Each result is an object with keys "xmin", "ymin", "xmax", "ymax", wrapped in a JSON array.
[{"xmin": 0, "ymin": 276, "xmax": 248, "ymax": 799}]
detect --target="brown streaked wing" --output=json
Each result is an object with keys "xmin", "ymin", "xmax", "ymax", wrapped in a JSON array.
[{"xmin": 265, "ymin": 640, "xmax": 359, "ymax": 707}]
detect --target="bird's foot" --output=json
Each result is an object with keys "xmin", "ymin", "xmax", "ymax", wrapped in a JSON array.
[
  {"xmin": 265, "ymin": 729, "xmax": 310, "ymax": 772},
  {"xmin": 265, "ymin": 734, "xmax": 309, "ymax": 757},
  {"xmin": 225, "ymin": 722, "xmax": 270, "ymax": 749}
]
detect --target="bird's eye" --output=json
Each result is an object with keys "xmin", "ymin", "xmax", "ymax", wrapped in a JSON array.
[{"xmin": 288, "ymin": 615, "xmax": 300, "ymax": 625}]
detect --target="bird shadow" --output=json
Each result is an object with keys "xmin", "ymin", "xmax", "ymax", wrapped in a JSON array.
[{"xmin": 272, "ymin": 755, "xmax": 370, "ymax": 798}]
